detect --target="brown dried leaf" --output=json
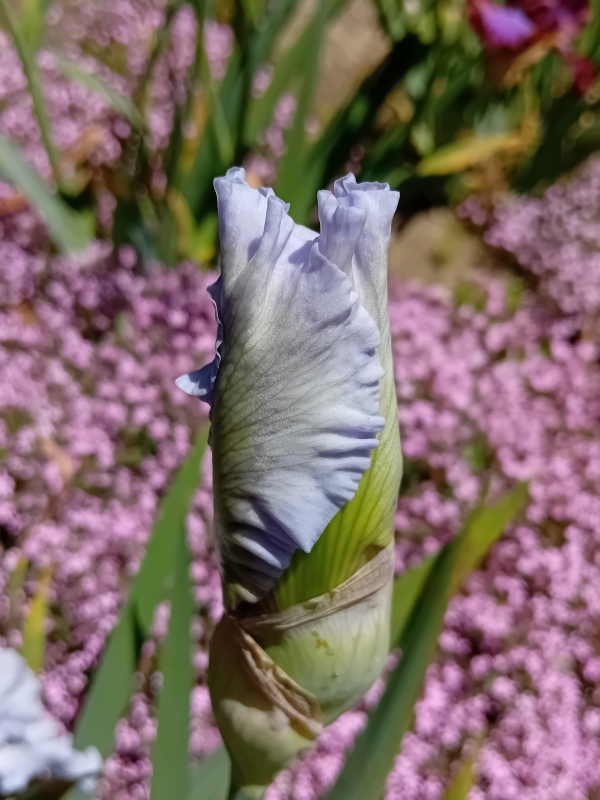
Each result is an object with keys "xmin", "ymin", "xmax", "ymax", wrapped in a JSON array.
[{"xmin": 40, "ymin": 437, "xmax": 76, "ymax": 485}]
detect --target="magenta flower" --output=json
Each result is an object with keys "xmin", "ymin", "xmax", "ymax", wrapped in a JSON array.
[
  {"xmin": 469, "ymin": 0, "xmax": 594, "ymax": 91},
  {"xmin": 472, "ymin": 2, "xmax": 535, "ymax": 50},
  {"xmin": 469, "ymin": 0, "xmax": 590, "ymax": 49}
]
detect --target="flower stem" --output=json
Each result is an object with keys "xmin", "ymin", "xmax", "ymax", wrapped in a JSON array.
[
  {"xmin": 227, "ymin": 785, "xmax": 264, "ymax": 800},
  {"xmin": 0, "ymin": 0, "xmax": 62, "ymax": 183}
]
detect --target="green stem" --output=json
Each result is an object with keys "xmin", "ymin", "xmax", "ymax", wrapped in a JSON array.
[
  {"xmin": 227, "ymin": 785, "xmax": 264, "ymax": 800},
  {"xmin": 231, "ymin": 0, "xmax": 253, "ymax": 165},
  {"xmin": 0, "ymin": 0, "xmax": 62, "ymax": 182},
  {"xmin": 134, "ymin": 0, "xmax": 180, "ymax": 116}
]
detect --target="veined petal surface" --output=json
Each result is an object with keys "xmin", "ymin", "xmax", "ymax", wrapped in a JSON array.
[
  {"xmin": 275, "ymin": 176, "xmax": 403, "ymax": 607},
  {"xmin": 178, "ymin": 169, "xmax": 384, "ymax": 606}
]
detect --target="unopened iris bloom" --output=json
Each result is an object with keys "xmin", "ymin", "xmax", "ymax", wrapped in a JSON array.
[{"xmin": 178, "ymin": 168, "xmax": 402, "ymax": 798}]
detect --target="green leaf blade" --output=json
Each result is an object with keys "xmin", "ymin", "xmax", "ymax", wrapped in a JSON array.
[
  {"xmin": 64, "ymin": 431, "xmax": 208, "ymax": 800},
  {"xmin": 443, "ymin": 752, "xmax": 477, "ymax": 800},
  {"xmin": 325, "ymin": 485, "xmax": 528, "ymax": 800},
  {"xmin": 54, "ymin": 55, "xmax": 147, "ymax": 132},
  {"xmin": 0, "ymin": 134, "xmax": 90, "ymax": 253},
  {"xmin": 132, "ymin": 430, "xmax": 208, "ymax": 633},
  {"xmin": 72, "ymin": 607, "xmax": 138, "ymax": 759},
  {"xmin": 325, "ymin": 537, "xmax": 459, "ymax": 800},
  {"xmin": 188, "ymin": 747, "xmax": 230, "ymax": 800},
  {"xmin": 244, "ymin": 0, "xmax": 348, "ymax": 145},
  {"xmin": 21, "ymin": 565, "xmax": 52, "ymax": 673},
  {"xmin": 389, "ymin": 553, "xmax": 436, "ymax": 648},
  {"xmin": 451, "ymin": 482, "xmax": 529, "ymax": 594},
  {"xmin": 150, "ymin": 522, "xmax": 193, "ymax": 800}
]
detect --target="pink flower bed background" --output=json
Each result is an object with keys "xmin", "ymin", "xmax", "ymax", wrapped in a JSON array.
[{"xmin": 2, "ymin": 2, "xmax": 600, "ymax": 798}]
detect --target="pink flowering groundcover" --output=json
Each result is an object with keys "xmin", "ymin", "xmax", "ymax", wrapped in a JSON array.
[{"xmin": 1, "ymin": 155, "xmax": 600, "ymax": 799}]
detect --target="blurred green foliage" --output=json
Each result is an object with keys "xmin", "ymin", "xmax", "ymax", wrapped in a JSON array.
[{"xmin": 1, "ymin": 0, "xmax": 599, "ymax": 259}]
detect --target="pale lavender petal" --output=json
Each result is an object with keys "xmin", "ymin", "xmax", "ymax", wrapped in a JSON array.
[
  {"xmin": 317, "ymin": 190, "xmax": 366, "ymax": 278},
  {"xmin": 189, "ymin": 172, "xmax": 384, "ymax": 604},
  {"xmin": 176, "ymin": 277, "xmax": 223, "ymax": 405},
  {"xmin": 332, "ymin": 174, "xmax": 399, "ymax": 335},
  {"xmin": 213, "ymin": 167, "xmax": 316, "ymax": 298}
]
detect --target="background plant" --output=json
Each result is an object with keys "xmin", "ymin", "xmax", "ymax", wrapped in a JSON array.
[{"xmin": 1, "ymin": 0, "xmax": 599, "ymax": 258}]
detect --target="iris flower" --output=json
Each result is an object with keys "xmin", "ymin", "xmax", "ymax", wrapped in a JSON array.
[
  {"xmin": 468, "ymin": 0, "xmax": 594, "ymax": 91},
  {"xmin": 179, "ymin": 169, "xmax": 402, "ymax": 797},
  {"xmin": 0, "ymin": 649, "xmax": 101, "ymax": 796}
]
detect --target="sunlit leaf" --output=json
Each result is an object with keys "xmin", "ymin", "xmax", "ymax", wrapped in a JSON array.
[
  {"xmin": 21, "ymin": 565, "xmax": 53, "ymax": 674},
  {"xmin": 443, "ymin": 751, "xmax": 478, "ymax": 800},
  {"xmin": 190, "ymin": 212, "xmax": 218, "ymax": 264},
  {"xmin": 7, "ymin": 557, "xmax": 28, "ymax": 629},
  {"xmin": 0, "ymin": 134, "xmax": 90, "ymax": 253},
  {"xmin": 150, "ymin": 523, "xmax": 193, "ymax": 800},
  {"xmin": 417, "ymin": 132, "xmax": 536, "ymax": 176},
  {"xmin": 241, "ymin": 0, "xmax": 264, "ymax": 25},
  {"xmin": 324, "ymin": 486, "xmax": 527, "ymax": 800}
]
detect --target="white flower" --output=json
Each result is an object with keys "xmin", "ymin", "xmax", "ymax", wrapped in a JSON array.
[{"xmin": 0, "ymin": 649, "xmax": 102, "ymax": 796}]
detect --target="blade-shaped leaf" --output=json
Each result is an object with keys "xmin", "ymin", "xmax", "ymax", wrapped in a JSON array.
[
  {"xmin": 443, "ymin": 752, "xmax": 478, "ymax": 800},
  {"xmin": 21, "ymin": 565, "xmax": 53, "ymax": 673},
  {"xmin": 179, "ymin": 0, "xmax": 347, "ymax": 220},
  {"xmin": 244, "ymin": 0, "xmax": 348, "ymax": 145},
  {"xmin": 112, "ymin": 195, "xmax": 155, "ymax": 266},
  {"xmin": 372, "ymin": 0, "xmax": 406, "ymax": 41},
  {"xmin": 65, "ymin": 431, "xmax": 208, "ymax": 800},
  {"xmin": 0, "ymin": 134, "xmax": 90, "ymax": 253},
  {"xmin": 450, "ymin": 482, "xmax": 528, "ymax": 594},
  {"xmin": 325, "ymin": 534, "xmax": 460, "ymax": 800},
  {"xmin": 176, "ymin": 52, "xmax": 244, "ymax": 218},
  {"xmin": 0, "ymin": 0, "xmax": 61, "ymax": 180},
  {"xmin": 66, "ymin": 606, "xmax": 137, "ymax": 800},
  {"xmin": 20, "ymin": 0, "xmax": 52, "ymax": 49},
  {"xmin": 274, "ymin": 0, "xmax": 329, "ymax": 212},
  {"xmin": 284, "ymin": 33, "xmax": 427, "ymax": 224},
  {"xmin": 389, "ymin": 554, "xmax": 435, "ymax": 649},
  {"xmin": 417, "ymin": 133, "xmax": 533, "ymax": 176},
  {"xmin": 150, "ymin": 522, "xmax": 193, "ymax": 800},
  {"xmin": 130, "ymin": 429, "xmax": 208, "ymax": 632},
  {"xmin": 7, "ymin": 557, "xmax": 28, "ymax": 629},
  {"xmin": 324, "ymin": 486, "xmax": 527, "ymax": 800},
  {"xmin": 54, "ymin": 55, "xmax": 147, "ymax": 132},
  {"xmin": 248, "ymin": 0, "xmax": 299, "ymax": 67},
  {"xmin": 188, "ymin": 746, "xmax": 230, "ymax": 800}
]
